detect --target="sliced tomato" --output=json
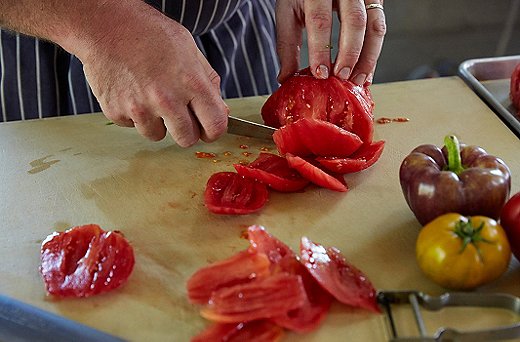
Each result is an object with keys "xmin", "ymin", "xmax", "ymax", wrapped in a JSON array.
[
  {"xmin": 273, "ymin": 118, "xmax": 362, "ymax": 157},
  {"xmin": 234, "ymin": 153, "xmax": 309, "ymax": 193},
  {"xmin": 200, "ymin": 273, "xmax": 307, "ymax": 323},
  {"xmin": 272, "ymin": 124, "xmax": 312, "ymax": 157},
  {"xmin": 247, "ymin": 225, "xmax": 332, "ymax": 332},
  {"xmin": 286, "ymin": 154, "xmax": 348, "ymax": 192},
  {"xmin": 261, "ymin": 69, "xmax": 374, "ymax": 143},
  {"xmin": 299, "ymin": 237, "xmax": 380, "ymax": 313},
  {"xmin": 40, "ymin": 224, "xmax": 135, "ymax": 298},
  {"xmin": 191, "ymin": 320, "xmax": 284, "ymax": 342},
  {"xmin": 316, "ymin": 140, "xmax": 385, "ymax": 174},
  {"xmin": 187, "ymin": 250, "xmax": 271, "ymax": 305},
  {"xmin": 204, "ymin": 172, "xmax": 269, "ymax": 215}
]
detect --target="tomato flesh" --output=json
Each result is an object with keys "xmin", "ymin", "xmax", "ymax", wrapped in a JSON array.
[
  {"xmin": 300, "ymin": 237, "xmax": 380, "ymax": 313},
  {"xmin": 316, "ymin": 140, "xmax": 385, "ymax": 174},
  {"xmin": 191, "ymin": 320, "xmax": 284, "ymax": 342},
  {"xmin": 204, "ymin": 172, "xmax": 269, "ymax": 215},
  {"xmin": 40, "ymin": 224, "xmax": 135, "ymax": 298},
  {"xmin": 273, "ymin": 118, "xmax": 363, "ymax": 157},
  {"xmin": 187, "ymin": 250, "xmax": 271, "ymax": 305},
  {"xmin": 286, "ymin": 154, "xmax": 348, "ymax": 192},
  {"xmin": 200, "ymin": 273, "xmax": 307, "ymax": 323},
  {"xmin": 234, "ymin": 153, "xmax": 309, "ymax": 192}
]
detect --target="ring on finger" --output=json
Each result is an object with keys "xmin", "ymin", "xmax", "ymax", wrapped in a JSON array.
[{"xmin": 365, "ymin": 3, "xmax": 384, "ymax": 11}]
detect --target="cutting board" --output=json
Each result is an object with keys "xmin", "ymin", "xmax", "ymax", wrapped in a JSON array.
[{"xmin": 1, "ymin": 77, "xmax": 520, "ymax": 341}]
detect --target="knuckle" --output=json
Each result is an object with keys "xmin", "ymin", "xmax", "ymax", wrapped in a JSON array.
[
  {"xmin": 204, "ymin": 115, "xmax": 228, "ymax": 141},
  {"xmin": 369, "ymin": 17, "xmax": 387, "ymax": 38},
  {"xmin": 308, "ymin": 11, "xmax": 333, "ymax": 31},
  {"xmin": 208, "ymin": 70, "xmax": 221, "ymax": 89},
  {"xmin": 182, "ymin": 72, "xmax": 207, "ymax": 93}
]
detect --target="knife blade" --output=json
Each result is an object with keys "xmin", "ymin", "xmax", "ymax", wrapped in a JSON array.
[
  {"xmin": 227, "ymin": 116, "xmax": 276, "ymax": 140},
  {"xmin": 0, "ymin": 294, "xmax": 125, "ymax": 342}
]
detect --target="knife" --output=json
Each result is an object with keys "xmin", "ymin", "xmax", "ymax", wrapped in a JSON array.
[
  {"xmin": 0, "ymin": 294, "xmax": 125, "ymax": 342},
  {"xmin": 227, "ymin": 116, "xmax": 276, "ymax": 140}
]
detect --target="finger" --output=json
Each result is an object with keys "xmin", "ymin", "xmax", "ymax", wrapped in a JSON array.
[
  {"xmin": 162, "ymin": 104, "xmax": 201, "ymax": 147},
  {"xmin": 304, "ymin": 0, "xmax": 333, "ymax": 79},
  {"xmin": 129, "ymin": 105, "xmax": 168, "ymax": 141},
  {"xmin": 275, "ymin": 1, "xmax": 304, "ymax": 83},
  {"xmin": 333, "ymin": 0, "xmax": 367, "ymax": 81},
  {"xmin": 133, "ymin": 116, "xmax": 167, "ymax": 141},
  {"xmin": 350, "ymin": 1, "xmax": 386, "ymax": 85},
  {"xmin": 195, "ymin": 48, "xmax": 222, "ymax": 92}
]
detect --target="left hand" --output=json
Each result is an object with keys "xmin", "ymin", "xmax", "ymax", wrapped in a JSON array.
[{"xmin": 275, "ymin": 0, "xmax": 386, "ymax": 85}]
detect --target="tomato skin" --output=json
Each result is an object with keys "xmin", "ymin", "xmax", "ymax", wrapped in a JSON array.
[
  {"xmin": 40, "ymin": 224, "xmax": 135, "ymax": 298},
  {"xmin": 204, "ymin": 172, "xmax": 269, "ymax": 215},
  {"xmin": 416, "ymin": 214, "xmax": 511, "ymax": 290},
  {"xmin": 316, "ymin": 140, "xmax": 385, "ymax": 174},
  {"xmin": 191, "ymin": 321, "xmax": 284, "ymax": 342},
  {"xmin": 500, "ymin": 192, "xmax": 520, "ymax": 260},
  {"xmin": 286, "ymin": 154, "xmax": 348, "ymax": 192}
]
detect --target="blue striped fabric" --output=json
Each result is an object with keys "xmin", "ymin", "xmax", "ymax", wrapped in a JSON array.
[{"xmin": 0, "ymin": 0, "xmax": 278, "ymax": 122}]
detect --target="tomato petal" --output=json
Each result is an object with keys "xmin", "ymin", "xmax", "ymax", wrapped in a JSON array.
[
  {"xmin": 40, "ymin": 224, "xmax": 135, "ymax": 298},
  {"xmin": 187, "ymin": 250, "xmax": 271, "ymax": 305},
  {"xmin": 316, "ymin": 140, "xmax": 385, "ymax": 174},
  {"xmin": 247, "ymin": 225, "xmax": 300, "ymax": 272},
  {"xmin": 191, "ymin": 320, "xmax": 284, "ymax": 342},
  {"xmin": 204, "ymin": 172, "xmax": 269, "ymax": 215},
  {"xmin": 273, "ymin": 124, "xmax": 312, "ymax": 157},
  {"xmin": 299, "ymin": 237, "xmax": 380, "ymax": 313},
  {"xmin": 200, "ymin": 273, "xmax": 307, "ymax": 323},
  {"xmin": 286, "ymin": 154, "xmax": 348, "ymax": 192},
  {"xmin": 234, "ymin": 153, "xmax": 309, "ymax": 192}
]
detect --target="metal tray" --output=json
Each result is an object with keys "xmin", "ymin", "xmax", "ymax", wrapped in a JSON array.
[{"xmin": 458, "ymin": 55, "xmax": 520, "ymax": 138}]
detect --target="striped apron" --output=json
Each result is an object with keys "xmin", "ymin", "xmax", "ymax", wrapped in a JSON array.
[{"xmin": 0, "ymin": 0, "xmax": 278, "ymax": 122}]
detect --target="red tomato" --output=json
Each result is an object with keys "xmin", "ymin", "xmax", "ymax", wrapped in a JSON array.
[
  {"xmin": 200, "ymin": 273, "xmax": 307, "ymax": 323},
  {"xmin": 187, "ymin": 250, "xmax": 271, "ymax": 305},
  {"xmin": 40, "ymin": 224, "xmax": 135, "ymax": 298},
  {"xmin": 316, "ymin": 140, "xmax": 385, "ymax": 174},
  {"xmin": 500, "ymin": 192, "xmax": 520, "ymax": 260},
  {"xmin": 273, "ymin": 118, "xmax": 363, "ymax": 157},
  {"xmin": 286, "ymin": 154, "xmax": 348, "ymax": 192},
  {"xmin": 191, "ymin": 320, "xmax": 284, "ymax": 342},
  {"xmin": 234, "ymin": 153, "xmax": 309, "ymax": 192},
  {"xmin": 204, "ymin": 172, "xmax": 269, "ymax": 215},
  {"xmin": 247, "ymin": 225, "xmax": 333, "ymax": 333},
  {"xmin": 261, "ymin": 68, "xmax": 374, "ymax": 143},
  {"xmin": 510, "ymin": 64, "xmax": 520, "ymax": 111},
  {"xmin": 299, "ymin": 237, "xmax": 380, "ymax": 313}
]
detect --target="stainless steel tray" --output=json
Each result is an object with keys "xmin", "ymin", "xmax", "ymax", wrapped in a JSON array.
[{"xmin": 458, "ymin": 55, "xmax": 520, "ymax": 138}]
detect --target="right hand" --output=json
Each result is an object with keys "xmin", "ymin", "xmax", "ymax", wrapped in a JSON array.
[{"xmin": 78, "ymin": 5, "xmax": 229, "ymax": 147}]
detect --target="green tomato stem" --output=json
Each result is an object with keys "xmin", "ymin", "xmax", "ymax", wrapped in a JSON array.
[{"xmin": 444, "ymin": 135, "xmax": 465, "ymax": 175}]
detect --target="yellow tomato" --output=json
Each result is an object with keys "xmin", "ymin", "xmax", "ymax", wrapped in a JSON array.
[{"xmin": 416, "ymin": 213, "xmax": 511, "ymax": 290}]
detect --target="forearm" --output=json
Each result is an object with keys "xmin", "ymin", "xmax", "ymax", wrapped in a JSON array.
[{"xmin": 0, "ymin": 0, "xmax": 152, "ymax": 59}]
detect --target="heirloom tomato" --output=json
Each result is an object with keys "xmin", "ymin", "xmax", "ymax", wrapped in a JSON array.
[
  {"xmin": 40, "ymin": 224, "xmax": 135, "ymax": 298},
  {"xmin": 286, "ymin": 154, "xmax": 348, "ymax": 192},
  {"xmin": 416, "ymin": 213, "xmax": 511, "ymax": 290},
  {"xmin": 191, "ymin": 320, "xmax": 284, "ymax": 342},
  {"xmin": 500, "ymin": 192, "xmax": 520, "ymax": 260}
]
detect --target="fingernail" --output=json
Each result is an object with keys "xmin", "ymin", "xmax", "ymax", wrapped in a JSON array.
[
  {"xmin": 316, "ymin": 65, "xmax": 329, "ymax": 79},
  {"xmin": 352, "ymin": 73, "xmax": 367, "ymax": 86},
  {"xmin": 337, "ymin": 67, "xmax": 351, "ymax": 81},
  {"xmin": 364, "ymin": 73, "xmax": 373, "ymax": 86}
]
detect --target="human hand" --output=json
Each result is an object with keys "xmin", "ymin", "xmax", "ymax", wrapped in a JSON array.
[
  {"xmin": 78, "ymin": 4, "xmax": 229, "ymax": 147},
  {"xmin": 276, "ymin": 0, "xmax": 386, "ymax": 86}
]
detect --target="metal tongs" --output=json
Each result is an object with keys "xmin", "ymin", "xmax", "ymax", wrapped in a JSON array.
[{"xmin": 378, "ymin": 290, "xmax": 520, "ymax": 341}]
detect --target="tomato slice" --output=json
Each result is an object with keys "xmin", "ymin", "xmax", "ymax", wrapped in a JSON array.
[
  {"xmin": 286, "ymin": 154, "xmax": 348, "ymax": 192},
  {"xmin": 187, "ymin": 250, "xmax": 271, "ymax": 305},
  {"xmin": 273, "ymin": 118, "xmax": 362, "ymax": 157},
  {"xmin": 200, "ymin": 273, "xmax": 307, "ymax": 323},
  {"xmin": 234, "ymin": 153, "xmax": 309, "ymax": 193},
  {"xmin": 299, "ymin": 237, "xmax": 380, "ymax": 313},
  {"xmin": 191, "ymin": 320, "xmax": 284, "ymax": 342},
  {"xmin": 316, "ymin": 140, "xmax": 385, "ymax": 174},
  {"xmin": 247, "ymin": 225, "xmax": 332, "ymax": 332},
  {"xmin": 40, "ymin": 224, "xmax": 135, "ymax": 298},
  {"xmin": 204, "ymin": 172, "xmax": 269, "ymax": 215}
]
